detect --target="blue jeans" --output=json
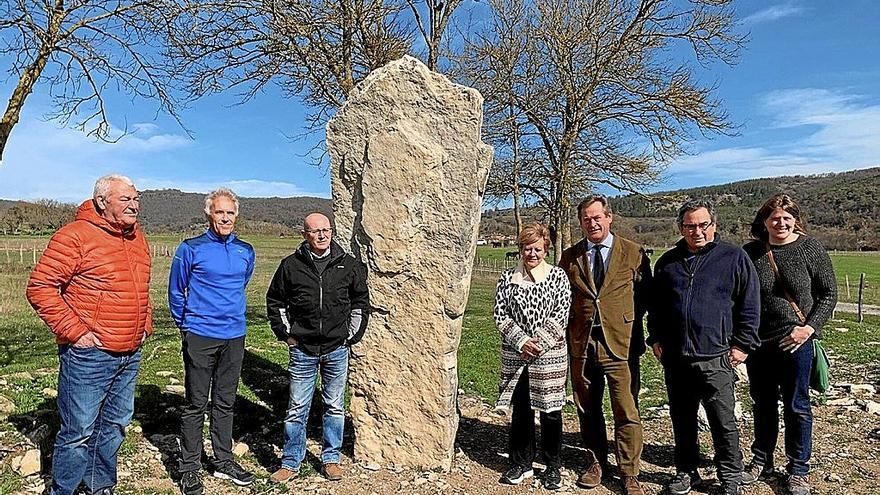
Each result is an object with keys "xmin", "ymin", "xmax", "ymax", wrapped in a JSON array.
[
  {"xmin": 52, "ymin": 345, "xmax": 141, "ymax": 495},
  {"xmin": 281, "ymin": 345, "xmax": 349, "ymax": 470},
  {"xmin": 747, "ymin": 340, "xmax": 813, "ymax": 475}
]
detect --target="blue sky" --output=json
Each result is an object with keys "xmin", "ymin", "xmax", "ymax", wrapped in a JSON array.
[{"xmin": 0, "ymin": 0, "xmax": 878, "ymax": 202}]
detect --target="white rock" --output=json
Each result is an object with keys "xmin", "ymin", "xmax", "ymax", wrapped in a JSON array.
[
  {"xmin": 165, "ymin": 385, "xmax": 186, "ymax": 395},
  {"xmin": 826, "ymin": 473, "xmax": 842, "ymax": 482},
  {"xmin": 865, "ymin": 400, "xmax": 880, "ymax": 415},
  {"xmin": 155, "ymin": 371, "xmax": 174, "ymax": 377},
  {"xmin": 362, "ymin": 462, "xmax": 381, "ymax": 471},
  {"xmin": 13, "ymin": 449, "xmax": 41, "ymax": 477},
  {"xmin": 232, "ymin": 441, "xmax": 249, "ymax": 456},
  {"xmin": 850, "ymin": 384, "xmax": 876, "ymax": 395},
  {"xmin": 827, "ymin": 398, "xmax": 855, "ymax": 406},
  {"xmin": 329, "ymin": 55, "xmax": 492, "ymax": 471},
  {"xmin": 169, "ymin": 377, "xmax": 180, "ymax": 385},
  {"xmin": 0, "ymin": 395, "xmax": 15, "ymax": 414},
  {"xmin": 41, "ymin": 388, "xmax": 57, "ymax": 398}
]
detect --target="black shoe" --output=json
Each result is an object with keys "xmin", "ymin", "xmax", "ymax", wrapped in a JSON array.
[
  {"xmin": 720, "ymin": 482, "xmax": 741, "ymax": 495},
  {"xmin": 212, "ymin": 460, "xmax": 255, "ymax": 486},
  {"xmin": 499, "ymin": 464, "xmax": 534, "ymax": 485},
  {"xmin": 543, "ymin": 466, "xmax": 562, "ymax": 490},
  {"xmin": 179, "ymin": 471, "xmax": 204, "ymax": 495},
  {"xmin": 667, "ymin": 471, "xmax": 700, "ymax": 495},
  {"xmin": 741, "ymin": 461, "xmax": 774, "ymax": 485}
]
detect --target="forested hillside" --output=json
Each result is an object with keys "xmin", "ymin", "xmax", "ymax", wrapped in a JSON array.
[
  {"xmin": 482, "ymin": 167, "xmax": 880, "ymax": 250},
  {"xmin": 2, "ymin": 168, "xmax": 878, "ymax": 249}
]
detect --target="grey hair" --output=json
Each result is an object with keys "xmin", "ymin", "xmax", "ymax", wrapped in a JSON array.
[
  {"xmin": 676, "ymin": 198, "xmax": 716, "ymax": 227},
  {"xmin": 204, "ymin": 188, "xmax": 239, "ymax": 216},
  {"xmin": 93, "ymin": 174, "xmax": 135, "ymax": 200}
]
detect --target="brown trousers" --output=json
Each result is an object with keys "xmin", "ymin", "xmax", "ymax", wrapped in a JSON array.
[{"xmin": 571, "ymin": 337, "xmax": 643, "ymax": 476}]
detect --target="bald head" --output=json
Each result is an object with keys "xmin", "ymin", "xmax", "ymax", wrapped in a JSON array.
[{"xmin": 302, "ymin": 213, "xmax": 332, "ymax": 255}]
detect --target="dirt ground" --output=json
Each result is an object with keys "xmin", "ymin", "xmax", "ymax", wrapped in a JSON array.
[{"xmin": 6, "ymin": 360, "xmax": 879, "ymax": 495}]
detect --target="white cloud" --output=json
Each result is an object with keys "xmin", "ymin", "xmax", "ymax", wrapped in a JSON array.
[
  {"xmin": 665, "ymin": 87, "xmax": 880, "ymax": 188},
  {"xmin": 742, "ymin": 4, "xmax": 804, "ymax": 24}
]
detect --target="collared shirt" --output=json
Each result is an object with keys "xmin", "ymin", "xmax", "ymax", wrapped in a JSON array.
[{"xmin": 585, "ymin": 232, "xmax": 615, "ymax": 276}]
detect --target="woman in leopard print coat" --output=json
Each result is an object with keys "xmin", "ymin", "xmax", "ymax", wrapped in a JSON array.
[{"xmin": 494, "ymin": 223, "xmax": 571, "ymax": 488}]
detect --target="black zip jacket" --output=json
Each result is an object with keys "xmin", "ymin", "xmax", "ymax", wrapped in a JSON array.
[
  {"xmin": 646, "ymin": 237, "xmax": 761, "ymax": 359},
  {"xmin": 266, "ymin": 240, "xmax": 370, "ymax": 355}
]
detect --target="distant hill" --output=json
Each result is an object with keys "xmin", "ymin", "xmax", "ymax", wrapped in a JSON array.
[
  {"xmin": 138, "ymin": 189, "xmax": 331, "ymax": 235},
  {"xmin": 482, "ymin": 167, "xmax": 880, "ymax": 250}
]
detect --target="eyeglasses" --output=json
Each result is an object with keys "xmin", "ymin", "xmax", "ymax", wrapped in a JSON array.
[
  {"xmin": 681, "ymin": 221, "xmax": 714, "ymax": 232},
  {"xmin": 304, "ymin": 228, "xmax": 333, "ymax": 235}
]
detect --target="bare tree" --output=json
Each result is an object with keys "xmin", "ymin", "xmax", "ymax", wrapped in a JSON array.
[
  {"xmin": 164, "ymin": 0, "xmax": 411, "ymax": 131},
  {"xmin": 403, "ymin": 0, "xmax": 467, "ymax": 71},
  {"xmin": 0, "ymin": 0, "xmax": 183, "ymax": 160},
  {"xmin": 458, "ymin": 0, "xmax": 744, "ymax": 256}
]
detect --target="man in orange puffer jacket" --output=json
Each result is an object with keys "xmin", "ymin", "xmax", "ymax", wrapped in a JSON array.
[{"xmin": 27, "ymin": 174, "xmax": 152, "ymax": 495}]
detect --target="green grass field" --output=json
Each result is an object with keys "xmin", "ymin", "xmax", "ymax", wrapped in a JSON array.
[{"xmin": 1, "ymin": 235, "xmax": 880, "ymax": 493}]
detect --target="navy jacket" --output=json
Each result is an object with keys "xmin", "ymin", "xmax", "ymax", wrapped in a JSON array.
[
  {"xmin": 266, "ymin": 240, "xmax": 369, "ymax": 355},
  {"xmin": 168, "ymin": 230, "xmax": 256, "ymax": 339},
  {"xmin": 646, "ymin": 237, "xmax": 761, "ymax": 359}
]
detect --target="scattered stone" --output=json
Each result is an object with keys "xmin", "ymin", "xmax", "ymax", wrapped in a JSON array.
[
  {"xmin": 865, "ymin": 400, "xmax": 880, "ymax": 415},
  {"xmin": 169, "ymin": 377, "xmax": 180, "ymax": 385},
  {"xmin": 42, "ymin": 388, "xmax": 57, "ymax": 398},
  {"xmin": 828, "ymin": 398, "xmax": 856, "ymax": 406},
  {"xmin": 232, "ymin": 442, "xmax": 249, "ymax": 456},
  {"xmin": 734, "ymin": 363, "xmax": 749, "ymax": 383},
  {"xmin": 362, "ymin": 462, "xmax": 381, "ymax": 471},
  {"xmin": 331, "ymin": 57, "xmax": 492, "ymax": 471},
  {"xmin": 12, "ymin": 449, "xmax": 41, "ymax": 477},
  {"xmin": 155, "ymin": 371, "xmax": 174, "ymax": 378},
  {"xmin": 9, "ymin": 372, "xmax": 33, "ymax": 381},
  {"xmin": 0, "ymin": 395, "xmax": 15, "ymax": 414},
  {"xmin": 850, "ymin": 384, "xmax": 876, "ymax": 395},
  {"xmin": 165, "ymin": 385, "xmax": 186, "ymax": 395},
  {"xmin": 826, "ymin": 473, "xmax": 842, "ymax": 482}
]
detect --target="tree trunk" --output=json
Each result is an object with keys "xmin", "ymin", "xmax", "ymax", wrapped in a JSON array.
[
  {"xmin": 0, "ymin": 48, "xmax": 52, "ymax": 160},
  {"xmin": 511, "ymin": 115, "xmax": 523, "ymax": 234}
]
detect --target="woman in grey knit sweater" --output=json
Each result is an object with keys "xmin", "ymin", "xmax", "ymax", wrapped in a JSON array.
[{"xmin": 742, "ymin": 194, "xmax": 837, "ymax": 495}]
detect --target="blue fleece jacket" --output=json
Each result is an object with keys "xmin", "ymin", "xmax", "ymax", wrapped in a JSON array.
[{"xmin": 168, "ymin": 230, "xmax": 256, "ymax": 339}]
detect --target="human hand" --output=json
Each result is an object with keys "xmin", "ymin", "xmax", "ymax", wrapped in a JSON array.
[
  {"xmin": 651, "ymin": 343, "xmax": 663, "ymax": 360},
  {"xmin": 73, "ymin": 331, "xmax": 102, "ymax": 349},
  {"xmin": 729, "ymin": 346, "xmax": 747, "ymax": 367},
  {"xmin": 779, "ymin": 325, "xmax": 814, "ymax": 353},
  {"xmin": 286, "ymin": 336, "xmax": 299, "ymax": 348},
  {"xmin": 520, "ymin": 337, "xmax": 543, "ymax": 361}
]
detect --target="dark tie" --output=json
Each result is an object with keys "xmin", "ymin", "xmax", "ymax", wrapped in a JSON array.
[{"xmin": 592, "ymin": 245, "xmax": 605, "ymax": 291}]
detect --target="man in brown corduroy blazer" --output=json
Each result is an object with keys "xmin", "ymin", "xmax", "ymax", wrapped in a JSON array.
[{"xmin": 558, "ymin": 195, "xmax": 652, "ymax": 495}]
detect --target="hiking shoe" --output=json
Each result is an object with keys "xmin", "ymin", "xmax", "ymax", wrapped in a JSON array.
[
  {"xmin": 787, "ymin": 474, "xmax": 810, "ymax": 495},
  {"xmin": 623, "ymin": 475, "xmax": 645, "ymax": 495},
  {"xmin": 542, "ymin": 466, "xmax": 562, "ymax": 490},
  {"xmin": 720, "ymin": 482, "xmax": 741, "ymax": 495},
  {"xmin": 212, "ymin": 460, "xmax": 255, "ymax": 486},
  {"xmin": 323, "ymin": 462, "xmax": 343, "ymax": 481},
  {"xmin": 179, "ymin": 471, "xmax": 204, "ymax": 495},
  {"xmin": 667, "ymin": 471, "xmax": 700, "ymax": 495},
  {"xmin": 270, "ymin": 467, "xmax": 299, "ymax": 483},
  {"xmin": 577, "ymin": 461, "xmax": 603, "ymax": 488},
  {"xmin": 741, "ymin": 461, "xmax": 773, "ymax": 484},
  {"xmin": 499, "ymin": 464, "xmax": 534, "ymax": 485}
]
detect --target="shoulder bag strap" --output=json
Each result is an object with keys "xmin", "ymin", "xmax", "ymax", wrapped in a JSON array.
[{"xmin": 765, "ymin": 243, "xmax": 807, "ymax": 324}]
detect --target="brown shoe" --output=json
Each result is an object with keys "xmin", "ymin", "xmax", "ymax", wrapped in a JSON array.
[
  {"xmin": 269, "ymin": 467, "xmax": 299, "ymax": 483},
  {"xmin": 323, "ymin": 462, "xmax": 343, "ymax": 481},
  {"xmin": 623, "ymin": 475, "xmax": 644, "ymax": 495},
  {"xmin": 577, "ymin": 462, "xmax": 602, "ymax": 488}
]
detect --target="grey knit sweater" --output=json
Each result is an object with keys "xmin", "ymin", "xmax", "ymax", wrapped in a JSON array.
[{"xmin": 743, "ymin": 236, "xmax": 838, "ymax": 342}]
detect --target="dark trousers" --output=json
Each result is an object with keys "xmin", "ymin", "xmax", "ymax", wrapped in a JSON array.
[
  {"xmin": 508, "ymin": 370, "xmax": 562, "ymax": 469},
  {"xmin": 747, "ymin": 340, "xmax": 813, "ymax": 475},
  {"xmin": 572, "ymin": 339, "xmax": 643, "ymax": 475},
  {"xmin": 179, "ymin": 332, "xmax": 245, "ymax": 472},
  {"xmin": 664, "ymin": 355, "xmax": 742, "ymax": 485}
]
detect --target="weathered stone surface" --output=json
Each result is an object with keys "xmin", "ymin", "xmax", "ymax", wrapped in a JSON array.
[
  {"xmin": 328, "ymin": 55, "xmax": 492, "ymax": 470},
  {"xmin": 12, "ymin": 449, "xmax": 41, "ymax": 477}
]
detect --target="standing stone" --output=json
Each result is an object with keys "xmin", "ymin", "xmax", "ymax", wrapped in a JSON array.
[{"xmin": 328, "ymin": 55, "xmax": 492, "ymax": 470}]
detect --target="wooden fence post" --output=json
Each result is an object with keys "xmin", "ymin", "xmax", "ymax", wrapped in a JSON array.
[
  {"xmin": 845, "ymin": 274, "xmax": 851, "ymax": 300},
  {"xmin": 858, "ymin": 273, "xmax": 866, "ymax": 323}
]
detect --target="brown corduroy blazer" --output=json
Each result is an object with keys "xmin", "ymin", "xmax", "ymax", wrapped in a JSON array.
[{"xmin": 559, "ymin": 234, "xmax": 652, "ymax": 360}]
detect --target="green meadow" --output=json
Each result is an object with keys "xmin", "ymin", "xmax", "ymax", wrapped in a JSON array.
[{"xmin": 1, "ymin": 235, "xmax": 879, "ymax": 493}]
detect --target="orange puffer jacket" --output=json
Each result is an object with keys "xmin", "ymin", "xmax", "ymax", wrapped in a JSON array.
[{"xmin": 27, "ymin": 200, "xmax": 153, "ymax": 352}]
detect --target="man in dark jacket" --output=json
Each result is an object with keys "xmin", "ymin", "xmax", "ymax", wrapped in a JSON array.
[
  {"xmin": 647, "ymin": 199, "xmax": 760, "ymax": 495},
  {"xmin": 266, "ymin": 212, "xmax": 369, "ymax": 483}
]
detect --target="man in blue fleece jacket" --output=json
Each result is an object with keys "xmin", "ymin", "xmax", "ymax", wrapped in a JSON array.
[
  {"xmin": 647, "ymin": 198, "xmax": 760, "ymax": 495},
  {"xmin": 169, "ymin": 188, "xmax": 256, "ymax": 495}
]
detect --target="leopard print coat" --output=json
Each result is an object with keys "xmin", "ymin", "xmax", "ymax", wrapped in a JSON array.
[{"xmin": 494, "ymin": 265, "xmax": 571, "ymax": 412}]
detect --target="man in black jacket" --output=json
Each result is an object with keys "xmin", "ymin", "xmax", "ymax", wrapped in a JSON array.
[
  {"xmin": 266, "ymin": 213, "xmax": 369, "ymax": 483},
  {"xmin": 647, "ymin": 199, "xmax": 760, "ymax": 495}
]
